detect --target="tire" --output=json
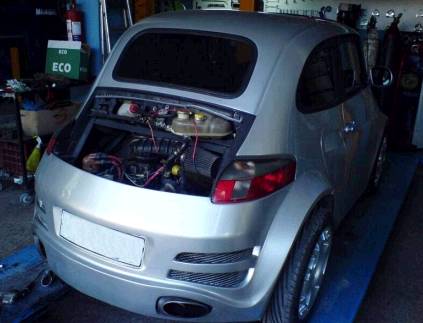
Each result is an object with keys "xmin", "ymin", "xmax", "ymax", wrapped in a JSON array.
[
  {"xmin": 263, "ymin": 204, "xmax": 333, "ymax": 323},
  {"xmin": 367, "ymin": 135, "xmax": 387, "ymax": 193}
]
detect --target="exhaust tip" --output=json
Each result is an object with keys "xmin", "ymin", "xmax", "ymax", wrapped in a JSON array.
[
  {"xmin": 40, "ymin": 270, "xmax": 55, "ymax": 287},
  {"xmin": 157, "ymin": 297, "xmax": 211, "ymax": 318}
]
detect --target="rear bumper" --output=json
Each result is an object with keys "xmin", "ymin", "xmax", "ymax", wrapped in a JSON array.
[
  {"xmin": 34, "ymin": 221, "xmax": 261, "ymax": 322},
  {"xmin": 34, "ymin": 155, "xmax": 289, "ymax": 321}
]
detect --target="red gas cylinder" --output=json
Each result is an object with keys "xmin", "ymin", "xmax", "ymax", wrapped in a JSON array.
[{"xmin": 65, "ymin": 0, "xmax": 83, "ymax": 41}]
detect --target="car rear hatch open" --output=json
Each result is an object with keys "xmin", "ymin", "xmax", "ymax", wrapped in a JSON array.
[{"xmin": 47, "ymin": 88, "xmax": 255, "ymax": 198}]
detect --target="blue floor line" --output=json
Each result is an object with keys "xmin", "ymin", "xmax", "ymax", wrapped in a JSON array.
[
  {"xmin": 308, "ymin": 153, "xmax": 418, "ymax": 323},
  {"xmin": 0, "ymin": 245, "xmax": 43, "ymax": 281},
  {"xmin": 0, "ymin": 246, "xmax": 69, "ymax": 323}
]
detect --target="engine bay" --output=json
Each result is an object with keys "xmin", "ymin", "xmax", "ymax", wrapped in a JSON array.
[{"xmin": 57, "ymin": 90, "xmax": 253, "ymax": 196}]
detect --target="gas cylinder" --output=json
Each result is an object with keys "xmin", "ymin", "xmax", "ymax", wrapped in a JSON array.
[
  {"xmin": 363, "ymin": 15, "xmax": 379, "ymax": 70},
  {"xmin": 377, "ymin": 13, "xmax": 403, "ymax": 115},
  {"xmin": 65, "ymin": 0, "xmax": 83, "ymax": 41}
]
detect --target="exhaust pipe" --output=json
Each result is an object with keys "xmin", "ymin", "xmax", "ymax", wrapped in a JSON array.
[
  {"xmin": 157, "ymin": 297, "xmax": 211, "ymax": 318},
  {"xmin": 40, "ymin": 270, "xmax": 56, "ymax": 287}
]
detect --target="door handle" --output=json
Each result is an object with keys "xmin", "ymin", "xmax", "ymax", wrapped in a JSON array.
[{"xmin": 343, "ymin": 121, "xmax": 358, "ymax": 134}]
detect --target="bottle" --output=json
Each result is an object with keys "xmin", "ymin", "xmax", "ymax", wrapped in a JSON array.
[
  {"xmin": 117, "ymin": 101, "xmax": 141, "ymax": 117},
  {"xmin": 26, "ymin": 137, "xmax": 43, "ymax": 173}
]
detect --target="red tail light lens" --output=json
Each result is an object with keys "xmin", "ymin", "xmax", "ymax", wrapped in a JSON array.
[
  {"xmin": 212, "ymin": 159, "xmax": 296, "ymax": 204},
  {"xmin": 45, "ymin": 136, "xmax": 57, "ymax": 155}
]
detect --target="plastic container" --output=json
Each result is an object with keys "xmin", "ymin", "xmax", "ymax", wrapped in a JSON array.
[
  {"xmin": 117, "ymin": 101, "xmax": 141, "ymax": 117},
  {"xmin": 171, "ymin": 111, "xmax": 232, "ymax": 137}
]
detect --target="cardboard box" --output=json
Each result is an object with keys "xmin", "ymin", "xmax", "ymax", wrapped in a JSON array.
[
  {"xmin": 21, "ymin": 103, "xmax": 80, "ymax": 137},
  {"xmin": 45, "ymin": 40, "xmax": 90, "ymax": 80}
]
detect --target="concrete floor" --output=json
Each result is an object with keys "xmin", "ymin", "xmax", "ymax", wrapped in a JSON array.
[
  {"xmin": 356, "ymin": 167, "xmax": 423, "ymax": 323},
  {"xmin": 0, "ymin": 169, "xmax": 422, "ymax": 322},
  {"xmin": 0, "ymin": 186, "xmax": 34, "ymax": 260}
]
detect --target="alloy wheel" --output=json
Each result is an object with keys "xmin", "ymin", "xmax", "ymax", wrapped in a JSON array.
[{"xmin": 298, "ymin": 226, "xmax": 333, "ymax": 320}]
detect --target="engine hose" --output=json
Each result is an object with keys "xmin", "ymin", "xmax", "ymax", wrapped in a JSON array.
[{"xmin": 129, "ymin": 138, "xmax": 183, "ymax": 157}]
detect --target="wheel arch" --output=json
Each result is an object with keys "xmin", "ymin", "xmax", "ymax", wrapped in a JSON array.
[{"xmin": 244, "ymin": 170, "xmax": 335, "ymax": 316}]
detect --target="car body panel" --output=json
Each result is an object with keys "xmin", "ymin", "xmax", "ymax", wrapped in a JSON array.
[
  {"xmin": 295, "ymin": 105, "xmax": 351, "ymax": 221},
  {"xmin": 34, "ymin": 10, "xmax": 387, "ymax": 322},
  {"xmin": 34, "ymin": 155, "xmax": 332, "ymax": 322},
  {"xmin": 343, "ymin": 97, "xmax": 369, "ymax": 199},
  {"xmin": 87, "ymin": 11, "xmax": 350, "ymax": 117}
]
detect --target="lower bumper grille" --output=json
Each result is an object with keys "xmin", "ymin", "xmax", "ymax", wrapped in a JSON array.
[
  {"xmin": 168, "ymin": 270, "xmax": 248, "ymax": 288},
  {"xmin": 174, "ymin": 249, "xmax": 253, "ymax": 264}
]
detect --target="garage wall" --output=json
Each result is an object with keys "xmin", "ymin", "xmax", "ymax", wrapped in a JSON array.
[
  {"xmin": 78, "ymin": 0, "xmax": 423, "ymax": 77},
  {"xmin": 264, "ymin": 0, "xmax": 423, "ymax": 31},
  {"xmin": 76, "ymin": 0, "xmax": 101, "ymax": 76}
]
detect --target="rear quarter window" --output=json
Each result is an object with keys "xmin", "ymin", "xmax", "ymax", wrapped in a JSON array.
[
  {"xmin": 297, "ymin": 41, "xmax": 337, "ymax": 113},
  {"xmin": 297, "ymin": 34, "xmax": 368, "ymax": 114},
  {"xmin": 113, "ymin": 29, "xmax": 257, "ymax": 97}
]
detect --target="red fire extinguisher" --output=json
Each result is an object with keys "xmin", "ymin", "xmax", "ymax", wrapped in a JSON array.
[{"xmin": 65, "ymin": 0, "xmax": 83, "ymax": 41}]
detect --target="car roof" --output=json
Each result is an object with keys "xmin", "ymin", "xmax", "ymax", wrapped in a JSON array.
[
  {"xmin": 97, "ymin": 10, "xmax": 353, "ymax": 115},
  {"xmin": 142, "ymin": 10, "xmax": 321, "ymax": 40}
]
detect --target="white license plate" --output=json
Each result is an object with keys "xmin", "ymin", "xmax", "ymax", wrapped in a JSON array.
[{"xmin": 60, "ymin": 211, "xmax": 145, "ymax": 267}]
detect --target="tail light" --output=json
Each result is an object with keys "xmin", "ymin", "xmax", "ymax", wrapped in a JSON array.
[
  {"xmin": 212, "ymin": 158, "xmax": 296, "ymax": 204},
  {"xmin": 45, "ymin": 135, "xmax": 57, "ymax": 155}
]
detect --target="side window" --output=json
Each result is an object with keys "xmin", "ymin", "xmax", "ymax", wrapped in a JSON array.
[
  {"xmin": 297, "ymin": 42, "xmax": 338, "ymax": 113},
  {"xmin": 338, "ymin": 38, "xmax": 367, "ymax": 96}
]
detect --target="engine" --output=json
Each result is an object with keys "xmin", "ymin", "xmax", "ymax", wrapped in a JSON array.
[{"xmin": 80, "ymin": 97, "xmax": 232, "ymax": 194}]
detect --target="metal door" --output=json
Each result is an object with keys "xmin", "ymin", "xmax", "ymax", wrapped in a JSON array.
[{"xmin": 297, "ymin": 38, "xmax": 353, "ymax": 219}]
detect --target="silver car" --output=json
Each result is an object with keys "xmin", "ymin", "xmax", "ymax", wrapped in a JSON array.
[{"xmin": 33, "ymin": 10, "xmax": 388, "ymax": 323}]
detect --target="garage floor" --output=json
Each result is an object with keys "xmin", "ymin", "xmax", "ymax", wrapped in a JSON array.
[
  {"xmin": 355, "ymin": 167, "xmax": 423, "ymax": 323},
  {"xmin": 0, "ymin": 168, "xmax": 422, "ymax": 323},
  {"xmin": 0, "ymin": 187, "xmax": 34, "ymax": 260}
]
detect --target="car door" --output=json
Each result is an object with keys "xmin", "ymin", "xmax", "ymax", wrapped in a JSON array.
[
  {"xmin": 335, "ymin": 36, "xmax": 374, "ymax": 201},
  {"xmin": 297, "ymin": 38, "xmax": 353, "ymax": 220}
]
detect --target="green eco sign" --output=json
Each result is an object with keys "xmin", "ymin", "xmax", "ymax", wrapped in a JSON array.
[{"xmin": 45, "ymin": 41, "xmax": 88, "ymax": 80}]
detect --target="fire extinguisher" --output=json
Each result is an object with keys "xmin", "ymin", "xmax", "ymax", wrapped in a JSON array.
[{"xmin": 65, "ymin": 0, "xmax": 83, "ymax": 41}]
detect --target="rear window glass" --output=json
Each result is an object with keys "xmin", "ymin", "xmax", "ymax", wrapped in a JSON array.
[{"xmin": 113, "ymin": 30, "xmax": 257, "ymax": 96}]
